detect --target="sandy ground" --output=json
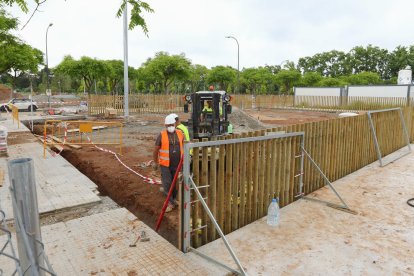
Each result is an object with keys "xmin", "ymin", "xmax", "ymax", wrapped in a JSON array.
[
  {"xmin": 197, "ymin": 147, "xmax": 414, "ymax": 275},
  {"xmin": 243, "ymin": 108, "xmax": 340, "ymax": 126}
]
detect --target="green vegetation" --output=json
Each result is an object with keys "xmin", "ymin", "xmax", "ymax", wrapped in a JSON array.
[{"xmin": 2, "ymin": 1, "xmax": 414, "ymax": 95}]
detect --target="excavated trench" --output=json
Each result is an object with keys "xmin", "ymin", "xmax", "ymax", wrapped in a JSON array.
[
  {"xmin": 24, "ymin": 109, "xmax": 336, "ymax": 248},
  {"xmin": 28, "ymin": 118, "xmax": 180, "ymax": 247}
]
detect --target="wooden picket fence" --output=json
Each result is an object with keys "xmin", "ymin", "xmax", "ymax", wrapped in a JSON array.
[
  {"xmin": 187, "ymin": 106, "xmax": 413, "ymax": 248},
  {"xmin": 88, "ymin": 94, "xmax": 411, "ymax": 115},
  {"xmin": 231, "ymin": 95, "xmax": 409, "ymax": 111},
  {"xmin": 88, "ymin": 94, "xmax": 185, "ymax": 115}
]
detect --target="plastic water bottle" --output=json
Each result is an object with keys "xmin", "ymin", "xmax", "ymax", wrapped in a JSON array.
[{"xmin": 267, "ymin": 198, "xmax": 279, "ymax": 226}]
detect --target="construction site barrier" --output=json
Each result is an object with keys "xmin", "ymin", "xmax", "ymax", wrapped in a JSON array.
[
  {"xmin": 42, "ymin": 120, "xmax": 123, "ymax": 158},
  {"xmin": 10, "ymin": 104, "xmax": 19, "ymax": 128},
  {"xmin": 180, "ymin": 106, "xmax": 414, "ymax": 249},
  {"xmin": 231, "ymin": 95, "xmax": 409, "ymax": 111},
  {"xmin": 88, "ymin": 94, "xmax": 411, "ymax": 116},
  {"xmin": 88, "ymin": 94, "xmax": 185, "ymax": 116}
]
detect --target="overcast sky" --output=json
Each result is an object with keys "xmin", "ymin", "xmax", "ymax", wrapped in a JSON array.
[{"xmin": 6, "ymin": 0, "xmax": 414, "ymax": 70}]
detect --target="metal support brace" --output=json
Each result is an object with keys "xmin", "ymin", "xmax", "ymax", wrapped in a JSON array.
[
  {"xmin": 367, "ymin": 108, "xmax": 411, "ymax": 167},
  {"xmin": 301, "ymin": 146, "xmax": 354, "ymax": 214},
  {"xmin": 189, "ymin": 247, "xmax": 242, "ymax": 275},
  {"xmin": 10, "ymin": 186, "xmax": 57, "ymax": 276},
  {"xmin": 188, "ymin": 177, "xmax": 246, "ymax": 275},
  {"xmin": 0, "ymin": 210, "xmax": 22, "ymax": 276}
]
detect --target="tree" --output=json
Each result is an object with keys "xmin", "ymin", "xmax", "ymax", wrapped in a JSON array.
[
  {"xmin": 241, "ymin": 67, "xmax": 275, "ymax": 94},
  {"xmin": 103, "ymin": 60, "xmax": 124, "ymax": 94},
  {"xmin": 141, "ymin": 52, "xmax": 191, "ymax": 94},
  {"xmin": 348, "ymin": 45, "xmax": 389, "ymax": 79},
  {"xmin": 1, "ymin": 41, "xmax": 43, "ymax": 93},
  {"xmin": 300, "ymin": 72, "xmax": 323, "ymax": 87},
  {"xmin": 298, "ymin": 50, "xmax": 351, "ymax": 77},
  {"xmin": 387, "ymin": 45, "xmax": 414, "ymax": 79},
  {"xmin": 55, "ymin": 56, "xmax": 108, "ymax": 93},
  {"xmin": 187, "ymin": 64, "xmax": 209, "ymax": 92},
  {"xmin": 345, "ymin": 71, "xmax": 383, "ymax": 85},
  {"xmin": 317, "ymin": 77, "xmax": 347, "ymax": 87},
  {"xmin": 0, "ymin": 9, "xmax": 18, "ymax": 45},
  {"xmin": 1, "ymin": 0, "xmax": 154, "ymax": 34},
  {"xmin": 206, "ymin": 66, "xmax": 236, "ymax": 91},
  {"xmin": 274, "ymin": 70, "xmax": 301, "ymax": 94}
]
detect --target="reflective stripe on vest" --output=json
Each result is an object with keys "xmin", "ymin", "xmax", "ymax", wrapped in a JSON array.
[{"xmin": 158, "ymin": 129, "xmax": 184, "ymax": 167}]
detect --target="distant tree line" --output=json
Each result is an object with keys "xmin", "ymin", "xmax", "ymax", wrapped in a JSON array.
[{"xmin": 2, "ymin": 8, "xmax": 414, "ymax": 95}]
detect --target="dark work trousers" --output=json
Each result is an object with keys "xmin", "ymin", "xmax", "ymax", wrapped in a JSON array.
[{"xmin": 160, "ymin": 165, "xmax": 178, "ymax": 204}]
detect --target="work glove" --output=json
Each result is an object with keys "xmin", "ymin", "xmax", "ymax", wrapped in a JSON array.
[{"xmin": 152, "ymin": 162, "xmax": 159, "ymax": 171}]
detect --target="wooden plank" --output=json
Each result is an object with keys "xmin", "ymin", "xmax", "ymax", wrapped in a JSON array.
[
  {"xmin": 232, "ymin": 134, "xmax": 240, "ymax": 231},
  {"xmin": 252, "ymin": 131, "xmax": 260, "ymax": 220},
  {"xmin": 246, "ymin": 131, "xmax": 253, "ymax": 224},
  {"xmin": 317, "ymin": 121, "xmax": 325, "ymax": 189},
  {"xmin": 208, "ymin": 137, "xmax": 217, "ymax": 241},
  {"xmin": 239, "ymin": 132, "xmax": 247, "ymax": 227},
  {"xmin": 191, "ymin": 144, "xmax": 200, "ymax": 248},
  {"xmin": 224, "ymin": 138, "xmax": 233, "ymax": 234},
  {"xmin": 286, "ymin": 125, "xmax": 294, "ymax": 204},
  {"xmin": 217, "ymin": 141, "xmax": 225, "ymax": 233},
  {"xmin": 258, "ymin": 132, "xmax": 266, "ymax": 218},
  {"xmin": 201, "ymin": 138, "xmax": 209, "ymax": 244},
  {"xmin": 326, "ymin": 119, "xmax": 334, "ymax": 182},
  {"xmin": 51, "ymin": 136, "xmax": 82, "ymax": 149},
  {"xmin": 270, "ymin": 130, "xmax": 278, "ymax": 201},
  {"xmin": 291, "ymin": 124, "xmax": 299, "ymax": 199},
  {"xmin": 308, "ymin": 122, "xmax": 316, "ymax": 193},
  {"xmin": 264, "ymin": 137, "xmax": 272, "ymax": 211}
]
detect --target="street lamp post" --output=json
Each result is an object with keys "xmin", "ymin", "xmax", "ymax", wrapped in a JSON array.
[
  {"xmin": 225, "ymin": 36, "xmax": 240, "ymax": 93},
  {"xmin": 123, "ymin": 4, "xmax": 129, "ymax": 118},
  {"xmin": 45, "ymin": 23, "xmax": 53, "ymax": 109}
]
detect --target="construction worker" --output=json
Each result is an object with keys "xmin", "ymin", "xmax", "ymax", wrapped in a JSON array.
[
  {"xmin": 202, "ymin": 100, "xmax": 223, "ymax": 120},
  {"xmin": 153, "ymin": 114, "xmax": 184, "ymax": 212},
  {"xmin": 171, "ymin": 113, "xmax": 190, "ymax": 141}
]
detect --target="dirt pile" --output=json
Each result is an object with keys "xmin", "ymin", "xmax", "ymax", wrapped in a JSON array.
[
  {"xmin": 228, "ymin": 106, "xmax": 267, "ymax": 133},
  {"xmin": 0, "ymin": 84, "xmax": 11, "ymax": 101}
]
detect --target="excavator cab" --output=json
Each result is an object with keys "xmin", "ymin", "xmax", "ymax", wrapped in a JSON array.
[{"xmin": 183, "ymin": 91, "xmax": 232, "ymax": 139}]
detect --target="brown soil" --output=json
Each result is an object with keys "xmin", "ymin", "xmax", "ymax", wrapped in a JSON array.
[
  {"xmin": 244, "ymin": 108, "xmax": 338, "ymax": 126},
  {"xmin": 30, "ymin": 115, "xmax": 182, "ymax": 247},
  {"xmin": 60, "ymin": 144, "xmax": 180, "ymax": 246},
  {"xmin": 8, "ymin": 132, "xmax": 37, "ymax": 145},
  {"xmin": 0, "ymin": 84, "xmax": 23, "ymax": 101}
]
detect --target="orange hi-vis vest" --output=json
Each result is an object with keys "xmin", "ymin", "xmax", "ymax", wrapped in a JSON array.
[{"xmin": 158, "ymin": 129, "xmax": 184, "ymax": 167}]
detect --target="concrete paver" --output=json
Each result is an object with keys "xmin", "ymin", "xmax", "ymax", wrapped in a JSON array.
[
  {"xmin": 197, "ymin": 148, "xmax": 414, "ymax": 275},
  {"xmin": 0, "ymin": 142, "xmax": 100, "ymax": 221},
  {"xmin": 0, "ymin": 208, "xmax": 226, "ymax": 275}
]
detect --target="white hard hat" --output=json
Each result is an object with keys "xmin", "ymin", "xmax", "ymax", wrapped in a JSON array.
[
  {"xmin": 165, "ymin": 114, "xmax": 176, "ymax": 124},
  {"xmin": 171, "ymin": 113, "xmax": 178, "ymax": 119}
]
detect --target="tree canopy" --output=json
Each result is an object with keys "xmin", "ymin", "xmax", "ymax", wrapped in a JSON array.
[
  {"xmin": 0, "ymin": 9, "xmax": 43, "ymax": 92},
  {"xmin": 140, "ymin": 52, "xmax": 191, "ymax": 94}
]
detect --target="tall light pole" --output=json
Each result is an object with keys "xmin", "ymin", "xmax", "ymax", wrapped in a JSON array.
[
  {"xmin": 123, "ymin": 4, "xmax": 129, "ymax": 118},
  {"xmin": 225, "ymin": 36, "xmax": 239, "ymax": 93},
  {"xmin": 45, "ymin": 23, "xmax": 53, "ymax": 109}
]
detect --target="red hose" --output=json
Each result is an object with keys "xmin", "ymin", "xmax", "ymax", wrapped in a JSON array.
[{"xmin": 155, "ymin": 156, "xmax": 183, "ymax": 232}]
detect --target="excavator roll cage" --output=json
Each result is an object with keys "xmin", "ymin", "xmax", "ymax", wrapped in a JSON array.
[{"xmin": 183, "ymin": 91, "xmax": 232, "ymax": 139}]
